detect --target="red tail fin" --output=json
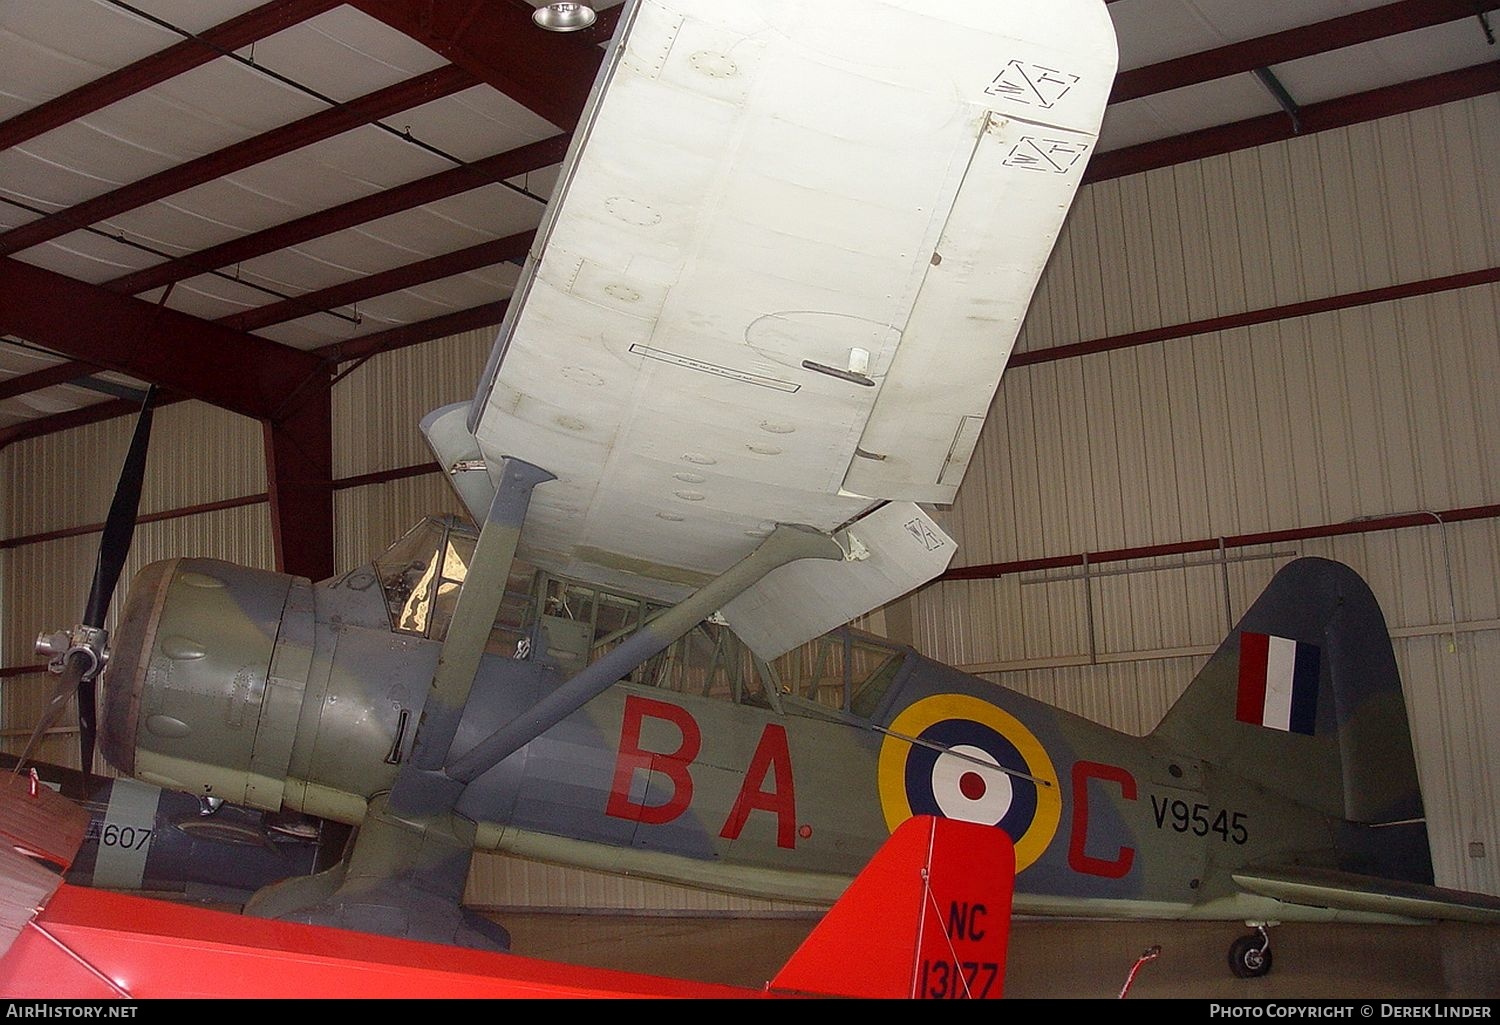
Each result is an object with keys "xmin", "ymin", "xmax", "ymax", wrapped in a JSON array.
[{"xmin": 769, "ymin": 815, "xmax": 1015, "ymax": 999}]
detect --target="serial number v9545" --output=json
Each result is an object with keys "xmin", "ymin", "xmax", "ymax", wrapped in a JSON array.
[{"xmin": 1150, "ymin": 796, "xmax": 1248, "ymax": 845}]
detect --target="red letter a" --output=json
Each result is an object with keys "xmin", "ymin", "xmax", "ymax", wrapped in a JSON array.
[{"xmin": 720, "ymin": 724, "xmax": 797, "ymax": 849}]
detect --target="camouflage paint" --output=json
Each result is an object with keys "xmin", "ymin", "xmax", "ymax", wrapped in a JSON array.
[{"xmin": 99, "ymin": 554, "xmax": 1463, "ymax": 927}]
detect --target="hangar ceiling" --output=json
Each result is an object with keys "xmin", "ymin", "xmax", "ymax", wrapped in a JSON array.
[{"xmin": 0, "ymin": 0, "xmax": 1496, "ymax": 574}]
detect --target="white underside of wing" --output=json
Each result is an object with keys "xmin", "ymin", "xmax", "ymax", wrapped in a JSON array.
[{"xmin": 455, "ymin": 0, "xmax": 1117, "ymax": 603}]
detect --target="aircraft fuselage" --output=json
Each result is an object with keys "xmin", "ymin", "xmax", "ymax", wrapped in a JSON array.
[{"xmin": 101, "ymin": 550, "xmax": 1395, "ymax": 922}]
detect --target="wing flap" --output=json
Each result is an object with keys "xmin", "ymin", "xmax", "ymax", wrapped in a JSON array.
[
  {"xmin": 1234, "ymin": 864, "xmax": 1500, "ymax": 925},
  {"xmin": 720, "ymin": 502, "xmax": 954, "ymax": 659},
  {"xmin": 842, "ymin": 110, "xmax": 1102, "ymax": 503}
]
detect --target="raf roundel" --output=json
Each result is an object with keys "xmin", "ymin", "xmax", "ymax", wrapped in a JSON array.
[{"xmin": 878, "ymin": 694, "xmax": 1062, "ymax": 872}]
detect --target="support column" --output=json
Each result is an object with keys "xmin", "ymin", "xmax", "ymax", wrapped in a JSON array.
[{"xmin": 264, "ymin": 383, "xmax": 334, "ymax": 583}]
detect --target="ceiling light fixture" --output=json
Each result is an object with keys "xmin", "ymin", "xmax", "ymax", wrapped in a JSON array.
[{"xmin": 533, "ymin": 3, "xmax": 597, "ymax": 32}]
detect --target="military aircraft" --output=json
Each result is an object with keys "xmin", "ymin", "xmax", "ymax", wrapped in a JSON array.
[{"xmin": 17, "ymin": 0, "xmax": 1500, "ymax": 986}]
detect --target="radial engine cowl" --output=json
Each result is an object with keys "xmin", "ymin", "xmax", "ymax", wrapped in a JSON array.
[{"xmin": 100, "ymin": 557, "xmax": 314, "ymax": 812}]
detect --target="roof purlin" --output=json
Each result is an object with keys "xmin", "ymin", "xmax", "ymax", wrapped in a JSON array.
[
  {"xmin": 218, "ymin": 230, "xmax": 536, "ymax": 333},
  {"xmin": 0, "ymin": 64, "xmax": 479, "ymax": 259},
  {"xmin": 0, "ymin": 0, "xmax": 344, "ymax": 152},
  {"xmin": 103, "ymin": 134, "xmax": 569, "ymax": 298},
  {"xmin": 1112, "ymin": 0, "xmax": 1500, "ymax": 103},
  {"xmin": 0, "ymin": 359, "xmax": 99, "ymax": 403}
]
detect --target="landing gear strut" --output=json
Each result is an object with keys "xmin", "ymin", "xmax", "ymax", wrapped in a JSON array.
[{"xmin": 1227, "ymin": 923, "xmax": 1273, "ymax": 978}]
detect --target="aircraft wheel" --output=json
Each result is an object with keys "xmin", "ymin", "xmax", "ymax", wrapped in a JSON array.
[{"xmin": 1227, "ymin": 934, "xmax": 1272, "ymax": 978}]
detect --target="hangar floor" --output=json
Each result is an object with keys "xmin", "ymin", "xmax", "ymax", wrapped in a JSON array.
[{"xmin": 497, "ymin": 913, "xmax": 1500, "ymax": 999}]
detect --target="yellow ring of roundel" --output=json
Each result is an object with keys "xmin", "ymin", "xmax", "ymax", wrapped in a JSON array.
[{"xmin": 877, "ymin": 693, "xmax": 1061, "ymax": 872}]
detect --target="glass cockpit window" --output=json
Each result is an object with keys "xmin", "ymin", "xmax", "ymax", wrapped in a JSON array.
[
  {"xmin": 375, "ymin": 517, "xmax": 475, "ymax": 640},
  {"xmin": 427, "ymin": 531, "xmax": 475, "ymax": 639}
]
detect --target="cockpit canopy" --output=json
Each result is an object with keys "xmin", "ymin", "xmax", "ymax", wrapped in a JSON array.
[
  {"xmin": 373, "ymin": 515, "xmax": 477, "ymax": 641},
  {"xmin": 370, "ymin": 517, "xmax": 911, "ymax": 719}
]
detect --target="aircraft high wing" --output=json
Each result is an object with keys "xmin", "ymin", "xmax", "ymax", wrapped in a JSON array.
[
  {"xmin": 26, "ymin": 0, "xmax": 1500, "ymax": 987},
  {"xmin": 421, "ymin": 0, "xmax": 1120, "ymax": 651}
]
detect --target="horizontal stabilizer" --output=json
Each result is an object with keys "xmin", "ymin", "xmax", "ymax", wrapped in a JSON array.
[
  {"xmin": 1234, "ymin": 864, "xmax": 1500, "ymax": 925},
  {"xmin": 720, "ymin": 503, "xmax": 955, "ymax": 660}
]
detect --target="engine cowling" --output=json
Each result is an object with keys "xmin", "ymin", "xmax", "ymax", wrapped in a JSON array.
[
  {"xmin": 100, "ymin": 557, "xmax": 314, "ymax": 813},
  {"xmin": 100, "ymin": 522, "xmax": 492, "ymax": 827}
]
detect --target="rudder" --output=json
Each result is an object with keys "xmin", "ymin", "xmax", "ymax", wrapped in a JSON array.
[{"xmin": 1151, "ymin": 558, "xmax": 1425, "ymax": 828}]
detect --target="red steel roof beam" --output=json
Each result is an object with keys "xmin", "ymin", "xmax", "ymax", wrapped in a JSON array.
[
  {"xmin": 0, "ymin": 258, "xmax": 319, "ymax": 421},
  {"xmin": 1112, "ymin": 0, "xmax": 1500, "ymax": 103},
  {"xmin": 1086, "ymin": 62, "xmax": 1500, "ymax": 183},
  {"xmin": 572, "ymin": 3, "xmax": 627, "ymax": 47},
  {"xmin": 0, "ymin": 0, "xmax": 343, "ymax": 152},
  {"xmin": 0, "ymin": 65, "xmax": 477, "ymax": 258},
  {"xmin": 218, "ymin": 230, "xmax": 535, "ymax": 332},
  {"xmin": 103, "ymin": 134, "xmax": 569, "ymax": 297},
  {"xmin": 0, "ymin": 297, "xmax": 515, "ymax": 449},
  {"xmin": 350, "ymin": 1, "xmax": 602, "ymax": 130},
  {"xmin": 0, "ymin": 359, "xmax": 98, "ymax": 402}
]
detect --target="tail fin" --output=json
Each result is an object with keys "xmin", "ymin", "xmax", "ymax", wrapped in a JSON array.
[
  {"xmin": 769, "ymin": 815, "xmax": 1016, "ymax": 999},
  {"xmin": 1152, "ymin": 557, "xmax": 1424, "ymax": 828}
]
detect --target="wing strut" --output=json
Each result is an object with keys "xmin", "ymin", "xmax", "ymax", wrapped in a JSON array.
[
  {"xmin": 245, "ymin": 456, "xmax": 554, "ymax": 950},
  {"xmin": 446, "ymin": 523, "xmax": 844, "ymax": 784},
  {"xmin": 393, "ymin": 457, "xmax": 554, "ymax": 810}
]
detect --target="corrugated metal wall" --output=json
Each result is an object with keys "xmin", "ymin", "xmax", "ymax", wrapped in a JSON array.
[
  {"xmin": 330, "ymin": 326, "xmax": 491, "ymax": 567},
  {"xmin": 913, "ymin": 95, "xmax": 1500, "ymax": 897},
  {"xmin": 464, "ymin": 856, "xmax": 822, "ymax": 917},
  {"xmin": 332, "ymin": 327, "xmax": 492, "ymax": 481}
]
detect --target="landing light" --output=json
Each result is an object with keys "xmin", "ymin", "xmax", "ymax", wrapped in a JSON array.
[{"xmin": 533, "ymin": 3, "xmax": 597, "ymax": 32}]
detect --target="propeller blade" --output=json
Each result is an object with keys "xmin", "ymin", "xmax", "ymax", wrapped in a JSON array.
[
  {"xmin": 75, "ymin": 385, "xmax": 156, "ymax": 773},
  {"xmin": 13, "ymin": 387, "xmax": 157, "ymax": 777},
  {"xmin": 14, "ymin": 650, "xmax": 89, "ymax": 772},
  {"xmin": 84, "ymin": 386, "xmax": 157, "ymax": 628}
]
